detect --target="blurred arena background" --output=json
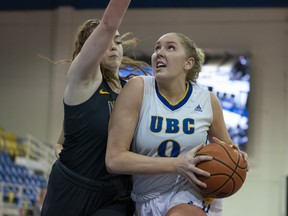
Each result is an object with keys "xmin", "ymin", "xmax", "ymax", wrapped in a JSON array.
[{"xmin": 0, "ymin": 1, "xmax": 287, "ymax": 216}]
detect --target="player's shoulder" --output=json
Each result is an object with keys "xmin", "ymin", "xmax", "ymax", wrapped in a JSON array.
[
  {"xmin": 122, "ymin": 76, "xmax": 144, "ymax": 94},
  {"xmin": 191, "ymin": 81, "xmax": 210, "ymax": 95},
  {"xmin": 208, "ymin": 91, "xmax": 218, "ymax": 101},
  {"xmin": 127, "ymin": 75, "xmax": 154, "ymax": 85},
  {"xmin": 209, "ymin": 91, "xmax": 222, "ymax": 110}
]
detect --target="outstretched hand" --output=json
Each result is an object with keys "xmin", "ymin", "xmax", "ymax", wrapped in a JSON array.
[{"xmin": 175, "ymin": 144, "xmax": 212, "ymax": 188}]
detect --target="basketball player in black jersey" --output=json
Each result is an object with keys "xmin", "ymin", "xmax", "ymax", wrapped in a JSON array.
[{"xmin": 41, "ymin": 1, "xmax": 150, "ymax": 215}]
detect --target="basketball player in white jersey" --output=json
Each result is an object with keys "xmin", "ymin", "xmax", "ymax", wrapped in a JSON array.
[{"xmin": 106, "ymin": 32, "xmax": 248, "ymax": 216}]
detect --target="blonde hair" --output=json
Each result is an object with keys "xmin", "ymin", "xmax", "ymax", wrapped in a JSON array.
[{"xmin": 175, "ymin": 33, "xmax": 205, "ymax": 83}]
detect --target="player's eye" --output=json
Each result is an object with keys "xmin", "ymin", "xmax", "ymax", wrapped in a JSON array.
[
  {"xmin": 115, "ymin": 40, "xmax": 122, "ymax": 45},
  {"xmin": 154, "ymin": 46, "xmax": 160, "ymax": 53}
]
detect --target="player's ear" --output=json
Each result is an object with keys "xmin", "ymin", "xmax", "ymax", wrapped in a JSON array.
[{"xmin": 184, "ymin": 57, "xmax": 195, "ymax": 71}]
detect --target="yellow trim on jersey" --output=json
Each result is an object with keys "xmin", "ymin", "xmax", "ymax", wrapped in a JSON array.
[{"xmin": 158, "ymin": 82, "xmax": 189, "ymax": 106}]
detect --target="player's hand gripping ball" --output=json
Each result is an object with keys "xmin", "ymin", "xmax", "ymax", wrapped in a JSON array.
[{"xmin": 195, "ymin": 143, "xmax": 248, "ymax": 198}]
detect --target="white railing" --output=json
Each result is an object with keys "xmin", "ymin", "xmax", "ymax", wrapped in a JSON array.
[{"xmin": 16, "ymin": 134, "xmax": 56, "ymax": 179}]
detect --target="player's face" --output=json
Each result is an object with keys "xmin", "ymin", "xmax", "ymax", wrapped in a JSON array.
[
  {"xmin": 101, "ymin": 31, "xmax": 123, "ymax": 72},
  {"xmin": 152, "ymin": 33, "xmax": 188, "ymax": 81}
]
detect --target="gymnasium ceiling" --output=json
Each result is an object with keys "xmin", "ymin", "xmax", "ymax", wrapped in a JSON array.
[{"xmin": 0, "ymin": 0, "xmax": 287, "ymax": 11}]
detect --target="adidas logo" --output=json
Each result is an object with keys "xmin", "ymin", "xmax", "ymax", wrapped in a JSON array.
[{"xmin": 194, "ymin": 105, "xmax": 202, "ymax": 112}]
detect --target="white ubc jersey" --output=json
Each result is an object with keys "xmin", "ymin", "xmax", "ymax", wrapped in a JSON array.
[{"xmin": 131, "ymin": 76, "xmax": 213, "ymax": 202}]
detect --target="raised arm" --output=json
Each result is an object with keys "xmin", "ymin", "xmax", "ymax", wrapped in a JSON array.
[{"xmin": 64, "ymin": 0, "xmax": 131, "ymax": 105}]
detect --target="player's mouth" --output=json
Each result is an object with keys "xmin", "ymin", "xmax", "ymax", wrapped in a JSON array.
[
  {"xmin": 109, "ymin": 54, "xmax": 118, "ymax": 58},
  {"xmin": 154, "ymin": 60, "xmax": 167, "ymax": 72},
  {"xmin": 157, "ymin": 62, "xmax": 166, "ymax": 68}
]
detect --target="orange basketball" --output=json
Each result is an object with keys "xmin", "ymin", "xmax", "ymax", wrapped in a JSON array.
[{"xmin": 195, "ymin": 143, "xmax": 248, "ymax": 198}]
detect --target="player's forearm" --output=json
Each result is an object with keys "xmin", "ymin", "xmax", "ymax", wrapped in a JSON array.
[
  {"xmin": 106, "ymin": 151, "xmax": 177, "ymax": 175},
  {"xmin": 102, "ymin": 0, "xmax": 131, "ymax": 30},
  {"xmin": 72, "ymin": 0, "xmax": 131, "ymax": 81}
]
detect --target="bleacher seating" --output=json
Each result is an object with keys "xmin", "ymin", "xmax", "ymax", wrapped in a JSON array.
[{"xmin": 0, "ymin": 127, "xmax": 53, "ymax": 216}]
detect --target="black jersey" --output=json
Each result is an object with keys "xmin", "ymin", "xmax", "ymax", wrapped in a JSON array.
[
  {"xmin": 59, "ymin": 79, "xmax": 126, "ymax": 181},
  {"xmin": 42, "ymin": 78, "xmax": 134, "ymax": 216}
]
